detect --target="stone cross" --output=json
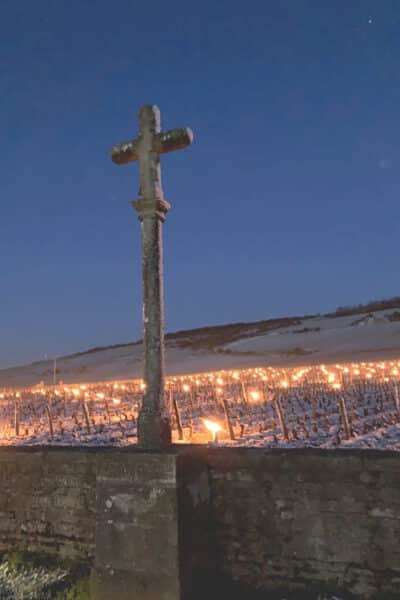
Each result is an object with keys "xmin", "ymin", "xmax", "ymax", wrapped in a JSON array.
[{"xmin": 111, "ymin": 105, "xmax": 193, "ymax": 449}]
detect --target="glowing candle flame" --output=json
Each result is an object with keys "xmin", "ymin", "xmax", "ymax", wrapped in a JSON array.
[{"xmin": 202, "ymin": 418, "xmax": 223, "ymax": 442}]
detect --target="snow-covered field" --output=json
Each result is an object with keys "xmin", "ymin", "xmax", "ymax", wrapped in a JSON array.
[
  {"xmin": 1, "ymin": 307, "xmax": 400, "ymax": 451},
  {"xmin": 1, "ymin": 359, "xmax": 400, "ymax": 451}
]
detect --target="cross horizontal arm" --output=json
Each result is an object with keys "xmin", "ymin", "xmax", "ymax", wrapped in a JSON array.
[
  {"xmin": 111, "ymin": 138, "xmax": 140, "ymax": 165},
  {"xmin": 111, "ymin": 127, "xmax": 193, "ymax": 166},
  {"xmin": 153, "ymin": 127, "xmax": 193, "ymax": 155}
]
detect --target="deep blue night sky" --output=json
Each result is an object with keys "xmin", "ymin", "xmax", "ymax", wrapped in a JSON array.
[{"xmin": 1, "ymin": 1, "xmax": 399, "ymax": 367}]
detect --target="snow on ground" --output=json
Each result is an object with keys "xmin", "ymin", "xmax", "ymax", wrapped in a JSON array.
[
  {"xmin": 0, "ymin": 556, "xmax": 89, "ymax": 599},
  {"xmin": 1, "ymin": 307, "xmax": 400, "ymax": 451},
  {"xmin": 223, "ymin": 423, "xmax": 400, "ymax": 451},
  {"xmin": 0, "ymin": 343, "xmax": 270, "ymax": 388},
  {"xmin": 224, "ymin": 311, "xmax": 400, "ymax": 356},
  {"xmin": 2, "ymin": 309, "xmax": 400, "ymax": 389},
  {"xmin": 1, "ymin": 360, "xmax": 400, "ymax": 451}
]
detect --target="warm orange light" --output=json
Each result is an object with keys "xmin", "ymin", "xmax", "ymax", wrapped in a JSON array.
[{"xmin": 202, "ymin": 418, "xmax": 223, "ymax": 442}]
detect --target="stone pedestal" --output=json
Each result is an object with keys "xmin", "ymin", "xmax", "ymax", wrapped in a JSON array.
[{"xmin": 91, "ymin": 453, "xmax": 181, "ymax": 600}]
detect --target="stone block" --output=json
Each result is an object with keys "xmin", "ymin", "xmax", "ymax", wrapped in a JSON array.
[{"xmin": 91, "ymin": 568, "xmax": 180, "ymax": 600}]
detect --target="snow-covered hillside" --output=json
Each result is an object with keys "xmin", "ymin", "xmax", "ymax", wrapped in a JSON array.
[
  {"xmin": 1, "ymin": 308, "xmax": 400, "ymax": 388},
  {"xmin": 225, "ymin": 311, "xmax": 400, "ymax": 357}
]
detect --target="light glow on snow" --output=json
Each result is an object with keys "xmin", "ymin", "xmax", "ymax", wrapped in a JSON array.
[{"xmin": 1, "ymin": 358, "xmax": 400, "ymax": 449}]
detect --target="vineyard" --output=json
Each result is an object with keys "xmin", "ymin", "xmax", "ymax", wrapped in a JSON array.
[{"xmin": 0, "ymin": 359, "xmax": 400, "ymax": 450}]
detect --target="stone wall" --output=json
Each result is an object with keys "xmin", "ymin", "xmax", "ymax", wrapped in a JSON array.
[
  {"xmin": 0, "ymin": 448, "xmax": 96, "ymax": 561},
  {"xmin": 179, "ymin": 448, "xmax": 400, "ymax": 599},
  {"xmin": 0, "ymin": 447, "xmax": 398, "ymax": 599},
  {"xmin": 0, "ymin": 447, "xmax": 181, "ymax": 600}
]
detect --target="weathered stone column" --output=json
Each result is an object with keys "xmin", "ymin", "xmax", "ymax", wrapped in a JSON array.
[
  {"xmin": 134, "ymin": 196, "xmax": 171, "ymax": 449},
  {"xmin": 132, "ymin": 105, "xmax": 171, "ymax": 449}
]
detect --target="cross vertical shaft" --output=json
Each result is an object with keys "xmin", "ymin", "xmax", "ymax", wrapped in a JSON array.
[
  {"xmin": 134, "ymin": 188, "xmax": 170, "ymax": 448},
  {"xmin": 138, "ymin": 217, "xmax": 168, "ymax": 447},
  {"xmin": 111, "ymin": 104, "xmax": 193, "ymax": 449}
]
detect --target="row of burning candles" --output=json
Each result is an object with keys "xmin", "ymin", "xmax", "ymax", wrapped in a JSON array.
[
  {"xmin": 2, "ymin": 359, "xmax": 398, "ymax": 395},
  {"xmin": 1, "ymin": 359, "xmax": 400, "ymax": 442}
]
